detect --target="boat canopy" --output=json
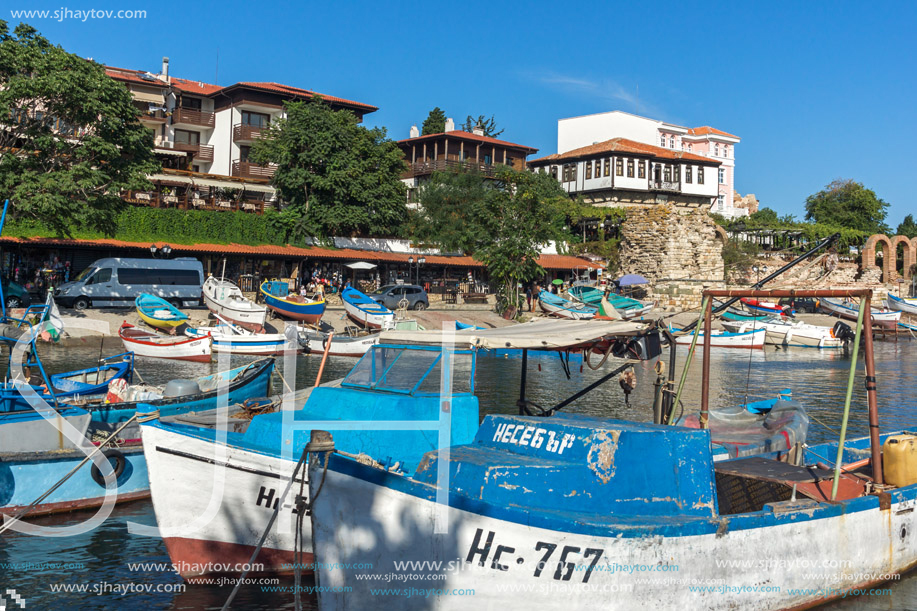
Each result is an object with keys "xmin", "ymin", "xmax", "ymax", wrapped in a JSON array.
[
  {"xmin": 379, "ymin": 319, "xmax": 648, "ymax": 351},
  {"xmin": 343, "ymin": 344, "xmax": 474, "ymax": 396}
]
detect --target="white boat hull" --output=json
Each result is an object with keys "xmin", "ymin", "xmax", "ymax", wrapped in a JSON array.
[
  {"xmin": 887, "ymin": 296, "xmax": 917, "ymax": 316},
  {"xmin": 722, "ymin": 320, "xmax": 843, "ymax": 349},
  {"xmin": 141, "ymin": 424, "xmax": 307, "ymax": 580},
  {"xmin": 120, "ymin": 332, "xmax": 211, "ymax": 362},
  {"xmin": 203, "ymin": 277, "xmax": 267, "ymax": 332},
  {"xmin": 343, "ymin": 300, "xmax": 394, "ymax": 330},
  {"xmin": 303, "ymin": 332, "xmax": 379, "ymax": 357},
  {"xmin": 819, "ymin": 299, "xmax": 901, "ymax": 329},
  {"xmin": 539, "ymin": 299, "xmax": 595, "ymax": 320},
  {"xmin": 674, "ymin": 328, "xmax": 764, "ymax": 348},
  {"xmin": 310, "ymin": 463, "xmax": 917, "ymax": 611}
]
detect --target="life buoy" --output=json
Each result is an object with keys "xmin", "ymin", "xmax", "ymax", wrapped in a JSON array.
[{"xmin": 90, "ymin": 448, "xmax": 126, "ymax": 487}]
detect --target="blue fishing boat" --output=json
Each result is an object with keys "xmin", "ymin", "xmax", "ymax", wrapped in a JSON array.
[
  {"xmin": 539, "ymin": 289, "xmax": 597, "ymax": 319},
  {"xmin": 135, "ymin": 293, "xmax": 188, "ymax": 331},
  {"xmin": 259, "ymin": 280, "xmax": 325, "ymax": 323},
  {"xmin": 568, "ymin": 286, "xmax": 653, "ymax": 319},
  {"xmin": 0, "ymin": 353, "xmax": 276, "ymax": 517},
  {"xmin": 342, "ymin": 286, "xmax": 394, "ymax": 329}
]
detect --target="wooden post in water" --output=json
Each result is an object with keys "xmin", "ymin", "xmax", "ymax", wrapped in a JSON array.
[
  {"xmin": 860, "ymin": 292, "xmax": 884, "ymax": 485},
  {"xmin": 699, "ymin": 296, "xmax": 713, "ymax": 429},
  {"xmin": 314, "ymin": 331, "xmax": 333, "ymax": 388},
  {"xmin": 831, "ymin": 296, "xmax": 866, "ymax": 500}
]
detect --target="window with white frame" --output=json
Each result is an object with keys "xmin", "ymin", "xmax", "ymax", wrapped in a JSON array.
[
  {"xmin": 686, "ymin": 166, "xmax": 692, "ymax": 183},
  {"xmin": 714, "ymin": 143, "xmax": 720, "ymax": 156},
  {"xmin": 718, "ymin": 168, "xmax": 725, "ymax": 184},
  {"xmin": 660, "ymin": 134, "xmax": 666, "ymax": 147},
  {"xmin": 717, "ymin": 195, "xmax": 725, "ymax": 210},
  {"xmin": 669, "ymin": 136, "xmax": 674, "ymax": 148},
  {"xmin": 687, "ymin": 144, "xmax": 693, "ymax": 152}
]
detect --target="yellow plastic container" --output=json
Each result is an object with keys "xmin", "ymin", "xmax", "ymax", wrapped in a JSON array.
[{"xmin": 883, "ymin": 434, "xmax": 917, "ymax": 487}]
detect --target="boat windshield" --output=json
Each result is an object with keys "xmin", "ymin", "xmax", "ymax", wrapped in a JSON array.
[
  {"xmin": 75, "ymin": 267, "xmax": 96, "ymax": 282},
  {"xmin": 342, "ymin": 345, "xmax": 475, "ymax": 395}
]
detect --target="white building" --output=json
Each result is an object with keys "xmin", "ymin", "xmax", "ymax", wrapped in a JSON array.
[
  {"xmin": 105, "ymin": 58, "xmax": 377, "ymax": 213},
  {"xmin": 552, "ymin": 110, "xmax": 744, "ymax": 217}
]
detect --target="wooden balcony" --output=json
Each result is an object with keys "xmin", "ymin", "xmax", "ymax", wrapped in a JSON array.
[
  {"xmin": 232, "ymin": 160, "xmax": 276, "ymax": 179},
  {"xmin": 407, "ymin": 159, "xmax": 497, "ymax": 178},
  {"xmin": 139, "ymin": 109, "xmax": 168, "ymax": 123},
  {"xmin": 172, "ymin": 108, "xmax": 215, "ymax": 129},
  {"xmin": 172, "ymin": 142, "xmax": 215, "ymax": 162},
  {"xmin": 233, "ymin": 123, "xmax": 267, "ymax": 142}
]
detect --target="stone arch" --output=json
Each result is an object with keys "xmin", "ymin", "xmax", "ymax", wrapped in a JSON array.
[
  {"xmin": 713, "ymin": 225, "xmax": 728, "ymax": 243},
  {"xmin": 892, "ymin": 236, "xmax": 916, "ymax": 281},
  {"xmin": 863, "ymin": 234, "xmax": 892, "ymax": 281}
]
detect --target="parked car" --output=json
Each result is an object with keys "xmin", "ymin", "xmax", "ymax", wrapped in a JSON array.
[
  {"xmin": 779, "ymin": 297, "xmax": 818, "ymax": 314},
  {"xmin": 2, "ymin": 278, "xmax": 32, "ymax": 309},
  {"xmin": 54, "ymin": 257, "xmax": 204, "ymax": 310},
  {"xmin": 371, "ymin": 284, "xmax": 429, "ymax": 310}
]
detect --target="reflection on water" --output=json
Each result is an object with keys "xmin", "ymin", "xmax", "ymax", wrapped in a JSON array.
[{"xmin": 3, "ymin": 339, "xmax": 916, "ymax": 609}]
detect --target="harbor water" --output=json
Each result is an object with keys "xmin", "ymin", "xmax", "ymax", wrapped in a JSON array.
[{"xmin": 3, "ymin": 338, "xmax": 917, "ymax": 610}]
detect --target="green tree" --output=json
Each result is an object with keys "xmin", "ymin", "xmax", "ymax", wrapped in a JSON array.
[
  {"xmin": 421, "ymin": 107, "xmax": 447, "ymax": 135},
  {"xmin": 804, "ymin": 179, "xmax": 890, "ymax": 234},
  {"xmin": 0, "ymin": 22, "xmax": 159, "ymax": 236},
  {"xmin": 896, "ymin": 214, "xmax": 917, "ymax": 238},
  {"xmin": 749, "ymin": 207, "xmax": 779, "ymax": 224},
  {"xmin": 250, "ymin": 96, "xmax": 408, "ymax": 240},
  {"xmin": 461, "ymin": 114, "xmax": 503, "ymax": 138},
  {"xmin": 413, "ymin": 167, "xmax": 571, "ymax": 314}
]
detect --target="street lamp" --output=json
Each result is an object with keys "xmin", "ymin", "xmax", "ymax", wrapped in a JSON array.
[
  {"xmin": 417, "ymin": 256, "xmax": 425, "ymax": 285},
  {"xmin": 408, "ymin": 256, "xmax": 414, "ymax": 284},
  {"xmin": 150, "ymin": 244, "xmax": 172, "ymax": 258}
]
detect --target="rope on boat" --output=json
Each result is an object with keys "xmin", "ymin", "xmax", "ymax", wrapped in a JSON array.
[
  {"xmin": 0, "ymin": 410, "xmax": 160, "ymax": 536},
  {"xmin": 220, "ymin": 443, "xmax": 311, "ymax": 611},
  {"xmin": 807, "ymin": 413, "xmax": 842, "ymax": 437}
]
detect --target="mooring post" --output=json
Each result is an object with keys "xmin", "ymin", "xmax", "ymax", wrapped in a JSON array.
[
  {"xmin": 861, "ymin": 292, "xmax": 884, "ymax": 485},
  {"xmin": 518, "ymin": 348, "xmax": 528, "ymax": 416},
  {"xmin": 831, "ymin": 295, "xmax": 866, "ymax": 500},
  {"xmin": 699, "ymin": 295, "xmax": 713, "ymax": 429}
]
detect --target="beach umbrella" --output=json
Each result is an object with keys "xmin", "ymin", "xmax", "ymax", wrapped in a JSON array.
[
  {"xmin": 617, "ymin": 274, "xmax": 648, "ymax": 286},
  {"xmin": 552, "ymin": 279, "xmax": 563, "ymax": 285}
]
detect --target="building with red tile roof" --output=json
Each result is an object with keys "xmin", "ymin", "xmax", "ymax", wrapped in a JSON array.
[{"xmin": 548, "ymin": 110, "xmax": 743, "ymax": 217}]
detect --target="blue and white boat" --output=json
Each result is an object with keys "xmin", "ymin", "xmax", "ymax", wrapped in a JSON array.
[
  {"xmin": 819, "ymin": 297, "xmax": 901, "ymax": 329},
  {"xmin": 538, "ymin": 289, "xmax": 597, "ymax": 319},
  {"xmin": 887, "ymin": 293, "xmax": 917, "ymax": 317},
  {"xmin": 186, "ymin": 316, "xmax": 304, "ymax": 356},
  {"xmin": 342, "ymin": 287, "xmax": 394, "ymax": 329},
  {"xmin": 260, "ymin": 280, "xmax": 325, "ymax": 323},
  {"xmin": 308, "ymin": 415, "xmax": 911, "ymax": 611},
  {"xmin": 671, "ymin": 325, "xmax": 765, "ymax": 349},
  {"xmin": 1, "ymin": 354, "xmax": 276, "ymax": 518}
]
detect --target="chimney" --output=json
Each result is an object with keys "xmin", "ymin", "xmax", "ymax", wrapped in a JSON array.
[
  {"xmin": 472, "ymin": 126, "xmax": 484, "ymax": 136},
  {"xmin": 409, "ymin": 125, "xmax": 419, "ymax": 138},
  {"xmin": 444, "ymin": 117, "xmax": 455, "ymax": 132},
  {"xmin": 161, "ymin": 57, "xmax": 170, "ymax": 83}
]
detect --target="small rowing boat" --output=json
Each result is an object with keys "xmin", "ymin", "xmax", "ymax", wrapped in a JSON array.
[
  {"xmin": 300, "ymin": 328, "xmax": 380, "ymax": 357},
  {"xmin": 135, "ymin": 293, "xmax": 188, "ymax": 331},
  {"xmin": 671, "ymin": 326, "xmax": 765, "ymax": 349},
  {"xmin": 819, "ymin": 297, "xmax": 901, "ymax": 329},
  {"xmin": 119, "ymin": 322, "xmax": 211, "ymax": 362},
  {"xmin": 887, "ymin": 294, "xmax": 917, "ymax": 317},
  {"xmin": 740, "ymin": 297, "xmax": 792, "ymax": 316},
  {"xmin": 539, "ymin": 290, "xmax": 597, "ymax": 320},
  {"xmin": 568, "ymin": 286, "xmax": 653, "ymax": 319},
  {"xmin": 185, "ymin": 316, "xmax": 302, "ymax": 356},
  {"xmin": 342, "ymin": 287, "xmax": 395, "ymax": 329},
  {"xmin": 259, "ymin": 280, "xmax": 325, "ymax": 323},
  {"xmin": 203, "ymin": 276, "xmax": 267, "ymax": 332}
]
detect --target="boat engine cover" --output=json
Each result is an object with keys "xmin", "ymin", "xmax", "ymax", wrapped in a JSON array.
[{"xmin": 163, "ymin": 379, "xmax": 202, "ymax": 397}]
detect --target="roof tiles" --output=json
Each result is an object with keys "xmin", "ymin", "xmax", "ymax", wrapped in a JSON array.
[{"xmin": 529, "ymin": 137, "xmax": 719, "ymax": 165}]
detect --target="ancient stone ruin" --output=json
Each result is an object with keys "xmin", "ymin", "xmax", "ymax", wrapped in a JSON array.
[{"xmin": 618, "ymin": 204, "xmax": 726, "ymax": 308}]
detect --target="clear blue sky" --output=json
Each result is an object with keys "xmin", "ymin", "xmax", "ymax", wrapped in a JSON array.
[{"xmin": 10, "ymin": 1, "xmax": 915, "ymax": 229}]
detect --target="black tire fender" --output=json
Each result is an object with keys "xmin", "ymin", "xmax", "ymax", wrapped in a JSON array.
[{"xmin": 90, "ymin": 448, "xmax": 126, "ymax": 487}]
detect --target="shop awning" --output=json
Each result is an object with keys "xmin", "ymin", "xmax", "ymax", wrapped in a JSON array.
[
  {"xmin": 153, "ymin": 148, "xmax": 188, "ymax": 157},
  {"xmin": 148, "ymin": 173, "xmax": 192, "ymax": 184},
  {"xmin": 345, "ymin": 261, "xmax": 377, "ymax": 270},
  {"xmin": 131, "ymin": 90, "xmax": 165, "ymax": 104}
]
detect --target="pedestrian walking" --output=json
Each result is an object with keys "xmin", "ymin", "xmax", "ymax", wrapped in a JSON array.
[{"xmin": 525, "ymin": 285, "xmax": 533, "ymax": 311}]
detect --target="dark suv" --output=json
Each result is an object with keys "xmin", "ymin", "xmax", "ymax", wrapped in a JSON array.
[
  {"xmin": 371, "ymin": 284, "xmax": 429, "ymax": 310},
  {"xmin": 779, "ymin": 297, "xmax": 818, "ymax": 314}
]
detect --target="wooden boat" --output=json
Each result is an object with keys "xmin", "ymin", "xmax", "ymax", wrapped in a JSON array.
[
  {"xmin": 135, "ymin": 293, "xmax": 188, "ymax": 331},
  {"xmin": 740, "ymin": 297, "xmax": 792, "ymax": 316},
  {"xmin": 300, "ymin": 328, "xmax": 379, "ymax": 357},
  {"xmin": 819, "ymin": 297, "xmax": 901, "ymax": 329},
  {"xmin": 887, "ymin": 293, "xmax": 917, "ymax": 316},
  {"xmin": 45, "ymin": 353, "xmax": 135, "ymax": 400},
  {"xmin": 308, "ymin": 416, "xmax": 907, "ymax": 611},
  {"xmin": 539, "ymin": 290, "xmax": 597, "ymax": 320},
  {"xmin": 259, "ymin": 281, "xmax": 325, "ymax": 323},
  {"xmin": 568, "ymin": 286, "xmax": 652, "ymax": 319},
  {"xmin": 342, "ymin": 287, "xmax": 394, "ymax": 329},
  {"xmin": 671, "ymin": 326, "xmax": 765, "ymax": 348},
  {"xmin": 185, "ymin": 316, "xmax": 302, "ymax": 356},
  {"xmin": 721, "ymin": 317, "xmax": 844, "ymax": 349},
  {"xmin": 0, "ymin": 359, "xmax": 275, "ymax": 518},
  {"xmin": 119, "ymin": 322, "xmax": 211, "ymax": 362},
  {"xmin": 203, "ymin": 276, "xmax": 267, "ymax": 332}
]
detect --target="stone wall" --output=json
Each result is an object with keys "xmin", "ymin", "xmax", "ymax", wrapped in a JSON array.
[{"xmin": 619, "ymin": 205, "xmax": 726, "ymax": 309}]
